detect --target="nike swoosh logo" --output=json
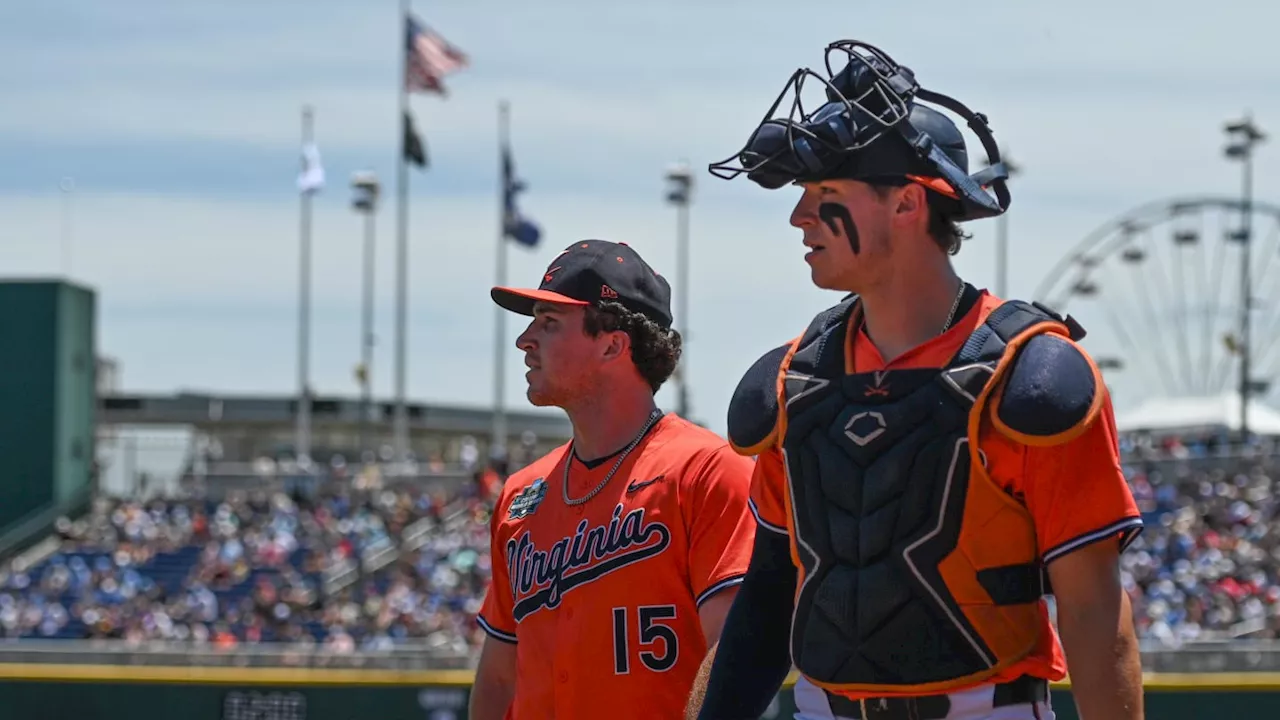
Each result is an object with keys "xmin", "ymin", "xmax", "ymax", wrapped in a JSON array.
[{"xmin": 626, "ymin": 475, "xmax": 665, "ymax": 494}]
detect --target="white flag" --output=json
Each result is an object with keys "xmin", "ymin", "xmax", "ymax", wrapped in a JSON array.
[{"xmin": 297, "ymin": 143, "xmax": 325, "ymax": 193}]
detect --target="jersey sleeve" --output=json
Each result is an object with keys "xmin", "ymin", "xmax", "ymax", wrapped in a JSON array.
[
  {"xmin": 476, "ymin": 502, "xmax": 519, "ymax": 644},
  {"xmin": 1017, "ymin": 392, "xmax": 1143, "ymax": 565},
  {"xmin": 685, "ymin": 445, "xmax": 757, "ymax": 607},
  {"xmin": 748, "ymin": 447, "xmax": 789, "ymax": 537}
]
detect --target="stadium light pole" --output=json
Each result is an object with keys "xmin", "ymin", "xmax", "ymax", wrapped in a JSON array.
[
  {"xmin": 1224, "ymin": 113, "xmax": 1266, "ymax": 442},
  {"xmin": 296, "ymin": 105, "xmax": 316, "ymax": 472},
  {"xmin": 665, "ymin": 161, "xmax": 693, "ymax": 420},
  {"xmin": 351, "ymin": 170, "xmax": 381, "ymax": 466}
]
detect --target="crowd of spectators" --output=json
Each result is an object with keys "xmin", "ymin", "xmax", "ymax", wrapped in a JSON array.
[
  {"xmin": 1122, "ymin": 442, "xmax": 1280, "ymax": 646},
  {"xmin": 6, "ymin": 434, "xmax": 1280, "ymax": 655},
  {"xmin": 0, "ymin": 474, "xmax": 497, "ymax": 656}
]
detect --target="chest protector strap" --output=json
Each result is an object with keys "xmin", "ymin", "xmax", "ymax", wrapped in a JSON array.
[
  {"xmin": 782, "ymin": 294, "xmax": 859, "ymax": 394},
  {"xmin": 784, "ymin": 296, "xmax": 1079, "ymax": 408}
]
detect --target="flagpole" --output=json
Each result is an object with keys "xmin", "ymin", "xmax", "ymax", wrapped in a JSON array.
[
  {"xmin": 296, "ymin": 105, "xmax": 315, "ymax": 470},
  {"xmin": 392, "ymin": 0, "xmax": 411, "ymax": 468},
  {"xmin": 59, "ymin": 176, "xmax": 75, "ymax": 279},
  {"xmin": 492, "ymin": 100, "xmax": 511, "ymax": 462}
]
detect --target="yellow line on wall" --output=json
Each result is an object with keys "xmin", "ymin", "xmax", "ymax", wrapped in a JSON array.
[{"xmin": 0, "ymin": 664, "xmax": 1279, "ymax": 692}]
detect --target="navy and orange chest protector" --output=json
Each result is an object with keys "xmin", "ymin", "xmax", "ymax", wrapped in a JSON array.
[{"xmin": 728, "ymin": 294, "xmax": 1103, "ymax": 694}]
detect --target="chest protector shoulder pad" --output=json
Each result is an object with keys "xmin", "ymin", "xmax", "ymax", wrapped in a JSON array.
[{"xmin": 726, "ymin": 295, "xmax": 857, "ymax": 456}]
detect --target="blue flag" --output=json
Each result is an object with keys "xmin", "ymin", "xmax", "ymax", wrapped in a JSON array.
[{"xmin": 502, "ymin": 145, "xmax": 541, "ymax": 248}]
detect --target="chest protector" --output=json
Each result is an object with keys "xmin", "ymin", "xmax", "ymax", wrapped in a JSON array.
[{"xmin": 776, "ymin": 296, "xmax": 1087, "ymax": 695}]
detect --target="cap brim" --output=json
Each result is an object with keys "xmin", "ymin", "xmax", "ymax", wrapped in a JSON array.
[{"xmin": 490, "ymin": 287, "xmax": 589, "ymax": 316}]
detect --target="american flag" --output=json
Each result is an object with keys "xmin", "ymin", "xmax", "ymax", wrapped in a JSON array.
[{"xmin": 404, "ymin": 15, "xmax": 468, "ymax": 95}]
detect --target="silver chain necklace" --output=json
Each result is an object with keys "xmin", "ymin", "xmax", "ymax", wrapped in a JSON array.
[
  {"xmin": 857, "ymin": 281, "xmax": 967, "ymax": 343},
  {"xmin": 562, "ymin": 408, "xmax": 664, "ymax": 506},
  {"xmin": 940, "ymin": 281, "xmax": 966, "ymax": 334}
]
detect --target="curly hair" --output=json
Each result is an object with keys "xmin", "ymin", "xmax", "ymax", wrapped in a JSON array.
[{"xmin": 582, "ymin": 301, "xmax": 682, "ymax": 394}]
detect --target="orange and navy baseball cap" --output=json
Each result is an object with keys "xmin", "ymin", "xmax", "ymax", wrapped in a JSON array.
[{"xmin": 491, "ymin": 239, "xmax": 674, "ymax": 329}]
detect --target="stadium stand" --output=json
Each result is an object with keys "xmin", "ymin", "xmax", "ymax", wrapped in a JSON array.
[
  {"xmin": 6, "ymin": 435, "xmax": 1280, "ymax": 654},
  {"xmin": 1121, "ymin": 438, "xmax": 1280, "ymax": 645},
  {"xmin": 0, "ymin": 472, "xmax": 497, "ymax": 656}
]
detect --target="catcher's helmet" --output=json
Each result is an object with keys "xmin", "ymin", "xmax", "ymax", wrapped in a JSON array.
[{"xmin": 708, "ymin": 40, "xmax": 1011, "ymax": 222}]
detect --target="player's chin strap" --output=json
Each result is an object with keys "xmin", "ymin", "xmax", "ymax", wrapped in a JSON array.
[{"xmin": 901, "ymin": 87, "xmax": 1011, "ymax": 220}]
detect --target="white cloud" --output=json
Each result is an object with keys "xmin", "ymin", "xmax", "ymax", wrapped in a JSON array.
[{"xmin": 3, "ymin": 0, "xmax": 1280, "ymax": 434}]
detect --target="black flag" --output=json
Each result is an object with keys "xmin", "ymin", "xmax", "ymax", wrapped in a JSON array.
[{"xmin": 403, "ymin": 111, "xmax": 427, "ymax": 168}]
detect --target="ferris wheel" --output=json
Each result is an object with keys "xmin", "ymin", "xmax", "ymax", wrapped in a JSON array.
[{"xmin": 1033, "ymin": 196, "xmax": 1280, "ymax": 401}]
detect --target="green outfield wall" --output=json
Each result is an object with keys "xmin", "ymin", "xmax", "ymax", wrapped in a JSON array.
[
  {"xmin": 0, "ymin": 665, "xmax": 1276, "ymax": 719},
  {"xmin": 0, "ymin": 280, "xmax": 97, "ymax": 556}
]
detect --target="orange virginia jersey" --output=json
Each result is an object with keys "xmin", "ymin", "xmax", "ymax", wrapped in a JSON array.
[
  {"xmin": 477, "ymin": 414, "xmax": 756, "ymax": 720},
  {"xmin": 750, "ymin": 290, "xmax": 1143, "ymax": 701}
]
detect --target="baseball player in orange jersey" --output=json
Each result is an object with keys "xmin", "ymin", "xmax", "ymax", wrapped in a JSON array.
[
  {"xmin": 687, "ymin": 41, "xmax": 1145, "ymax": 720},
  {"xmin": 469, "ymin": 239, "xmax": 757, "ymax": 720}
]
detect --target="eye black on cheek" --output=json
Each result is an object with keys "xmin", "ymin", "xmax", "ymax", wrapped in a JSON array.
[{"xmin": 818, "ymin": 203, "xmax": 860, "ymax": 255}]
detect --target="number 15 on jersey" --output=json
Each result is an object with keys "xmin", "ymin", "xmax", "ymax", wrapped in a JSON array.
[{"xmin": 612, "ymin": 605, "xmax": 679, "ymax": 674}]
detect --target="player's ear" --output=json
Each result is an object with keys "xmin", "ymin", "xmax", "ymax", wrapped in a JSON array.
[
  {"xmin": 895, "ymin": 183, "xmax": 927, "ymax": 218},
  {"xmin": 600, "ymin": 327, "xmax": 631, "ymax": 363},
  {"xmin": 887, "ymin": 183, "xmax": 930, "ymax": 236}
]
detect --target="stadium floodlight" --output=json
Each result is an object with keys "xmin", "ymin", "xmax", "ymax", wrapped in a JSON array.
[
  {"xmin": 664, "ymin": 161, "xmax": 694, "ymax": 420},
  {"xmin": 350, "ymin": 170, "xmax": 381, "ymax": 463},
  {"xmin": 1222, "ymin": 113, "xmax": 1266, "ymax": 441}
]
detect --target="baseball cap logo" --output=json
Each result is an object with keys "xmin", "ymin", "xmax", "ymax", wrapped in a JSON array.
[
  {"xmin": 543, "ymin": 266, "xmax": 562, "ymax": 286},
  {"xmin": 601, "ymin": 285, "xmax": 618, "ymax": 299}
]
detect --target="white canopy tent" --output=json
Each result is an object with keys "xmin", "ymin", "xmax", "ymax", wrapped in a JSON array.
[{"xmin": 1115, "ymin": 391, "xmax": 1280, "ymax": 436}]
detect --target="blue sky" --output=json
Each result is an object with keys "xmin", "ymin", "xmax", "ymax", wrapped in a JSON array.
[{"xmin": 3, "ymin": 0, "xmax": 1279, "ymax": 438}]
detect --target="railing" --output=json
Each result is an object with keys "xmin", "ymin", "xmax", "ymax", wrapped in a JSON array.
[
  {"xmin": 0, "ymin": 638, "xmax": 1276, "ymax": 673},
  {"xmin": 177, "ymin": 468, "xmax": 478, "ymax": 504},
  {"xmin": 1119, "ymin": 440, "xmax": 1280, "ymax": 466},
  {"xmin": 0, "ymin": 639, "xmax": 475, "ymax": 671},
  {"xmin": 321, "ymin": 496, "xmax": 472, "ymax": 595},
  {"xmin": 1139, "ymin": 640, "xmax": 1280, "ymax": 673}
]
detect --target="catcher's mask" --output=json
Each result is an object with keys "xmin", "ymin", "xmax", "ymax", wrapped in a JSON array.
[{"xmin": 708, "ymin": 40, "xmax": 1010, "ymax": 222}]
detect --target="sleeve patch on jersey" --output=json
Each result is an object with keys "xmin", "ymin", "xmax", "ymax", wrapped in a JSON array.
[
  {"xmin": 992, "ymin": 334, "xmax": 1103, "ymax": 446},
  {"xmin": 696, "ymin": 575, "xmax": 746, "ymax": 608},
  {"xmin": 476, "ymin": 614, "xmax": 518, "ymax": 644},
  {"xmin": 727, "ymin": 344, "xmax": 790, "ymax": 455}
]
